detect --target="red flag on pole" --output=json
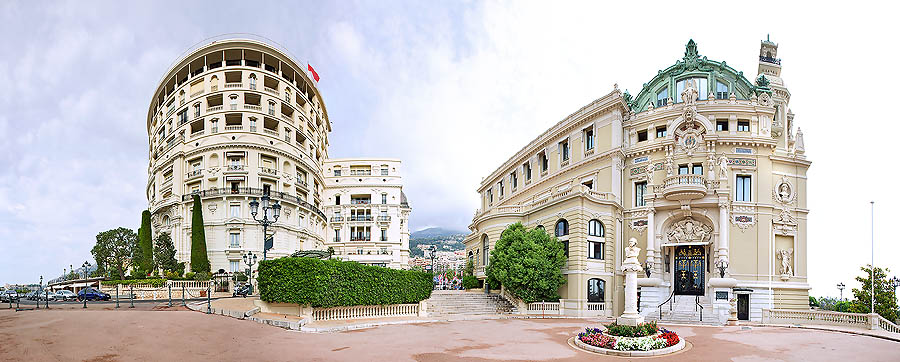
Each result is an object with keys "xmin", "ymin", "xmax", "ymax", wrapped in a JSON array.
[{"xmin": 307, "ymin": 64, "xmax": 320, "ymax": 82}]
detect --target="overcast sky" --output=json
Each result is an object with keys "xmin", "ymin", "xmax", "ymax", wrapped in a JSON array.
[{"xmin": 1, "ymin": 1, "xmax": 898, "ymax": 299}]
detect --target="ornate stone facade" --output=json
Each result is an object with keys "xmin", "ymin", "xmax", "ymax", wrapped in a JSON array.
[{"xmin": 465, "ymin": 38, "xmax": 810, "ymax": 322}]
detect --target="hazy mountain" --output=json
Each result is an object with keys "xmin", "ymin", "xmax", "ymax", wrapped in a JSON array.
[{"xmin": 411, "ymin": 227, "xmax": 467, "ymax": 239}]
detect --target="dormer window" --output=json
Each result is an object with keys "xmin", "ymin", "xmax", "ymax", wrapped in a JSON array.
[
  {"xmin": 637, "ymin": 130, "xmax": 648, "ymax": 142},
  {"xmin": 716, "ymin": 81, "xmax": 729, "ymax": 100},
  {"xmin": 656, "ymin": 88, "xmax": 668, "ymax": 107},
  {"xmin": 676, "ymin": 77, "xmax": 708, "ymax": 101}
]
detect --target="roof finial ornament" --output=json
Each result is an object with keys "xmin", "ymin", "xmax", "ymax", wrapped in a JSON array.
[{"xmin": 684, "ymin": 39, "xmax": 698, "ymax": 60}]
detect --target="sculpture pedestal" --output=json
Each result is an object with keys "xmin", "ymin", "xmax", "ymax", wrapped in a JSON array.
[{"xmin": 617, "ymin": 264, "xmax": 644, "ymax": 326}]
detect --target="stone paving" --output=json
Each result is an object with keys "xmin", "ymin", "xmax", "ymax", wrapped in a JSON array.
[{"xmin": 2, "ymin": 307, "xmax": 899, "ymax": 361}]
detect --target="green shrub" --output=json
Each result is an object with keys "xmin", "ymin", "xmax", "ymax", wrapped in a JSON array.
[
  {"xmin": 604, "ymin": 321, "xmax": 658, "ymax": 337},
  {"xmin": 485, "ymin": 223, "xmax": 566, "ymax": 302},
  {"xmin": 235, "ymin": 273, "xmax": 248, "ymax": 282},
  {"xmin": 258, "ymin": 257, "xmax": 433, "ymax": 307},
  {"xmin": 462, "ymin": 275, "xmax": 479, "ymax": 289},
  {"xmin": 138, "ymin": 210, "xmax": 154, "ymax": 275},
  {"xmin": 193, "ymin": 271, "xmax": 211, "ymax": 281},
  {"xmin": 190, "ymin": 195, "xmax": 210, "ymax": 273},
  {"xmin": 184, "ymin": 272, "xmax": 196, "ymax": 280},
  {"xmin": 101, "ymin": 278, "xmax": 167, "ymax": 287}
]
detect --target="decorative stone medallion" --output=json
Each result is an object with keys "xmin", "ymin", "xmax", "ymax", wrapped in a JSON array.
[{"xmin": 773, "ymin": 176, "xmax": 795, "ymax": 204}]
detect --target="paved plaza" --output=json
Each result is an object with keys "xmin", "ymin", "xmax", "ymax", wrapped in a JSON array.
[{"xmin": 1, "ymin": 307, "xmax": 897, "ymax": 362}]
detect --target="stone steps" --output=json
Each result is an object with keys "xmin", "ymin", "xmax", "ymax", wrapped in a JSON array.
[
  {"xmin": 647, "ymin": 295, "xmax": 721, "ymax": 326},
  {"xmin": 426, "ymin": 291, "xmax": 517, "ymax": 316}
]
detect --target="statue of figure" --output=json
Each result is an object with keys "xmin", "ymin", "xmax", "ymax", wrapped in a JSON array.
[
  {"xmin": 718, "ymin": 154, "xmax": 729, "ymax": 180},
  {"xmin": 681, "ymin": 79, "xmax": 698, "ymax": 106},
  {"xmin": 645, "ymin": 161, "xmax": 654, "ymax": 183},
  {"xmin": 777, "ymin": 249, "xmax": 794, "ymax": 275},
  {"xmin": 665, "ymin": 155, "xmax": 675, "ymax": 177},
  {"xmin": 794, "ymin": 127, "xmax": 805, "ymax": 154},
  {"xmin": 624, "ymin": 237, "xmax": 641, "ymax": 262}
]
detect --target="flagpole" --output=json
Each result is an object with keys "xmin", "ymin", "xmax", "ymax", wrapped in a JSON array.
[{"xmin": 871, "ymin": 201, "xmax": 874, "ymax": 315}]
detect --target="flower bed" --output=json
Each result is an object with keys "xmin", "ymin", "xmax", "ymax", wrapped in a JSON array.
[{"xmin": 576, "ymin": 322, "xmax": 681, "ymax": 352}]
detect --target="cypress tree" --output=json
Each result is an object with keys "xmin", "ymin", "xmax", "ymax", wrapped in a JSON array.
[
  {"xmin": 139, "ymin": 210, "xmax": 154, "ymax": 274},
  {"xmin": 190, "ymin": 194, "xmax": 210, "ymax": 272}
]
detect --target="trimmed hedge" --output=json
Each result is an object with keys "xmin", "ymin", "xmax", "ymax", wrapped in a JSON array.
[
  {"xmin": 101, "ymin": 278, "xmax": 167, "ymax": 287},
  {"xmin": 258, "ymin": 257, "xmax": 433, "ymax": 307}
]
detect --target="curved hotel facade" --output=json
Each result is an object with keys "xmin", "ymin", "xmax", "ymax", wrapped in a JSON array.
[
  {"xmin": 465, "ymin": 39, "xmax": 809, "ymax": 323},
  {"xmin": 146, "ymin": 39, "xmax": 410, "ymax": 273}
]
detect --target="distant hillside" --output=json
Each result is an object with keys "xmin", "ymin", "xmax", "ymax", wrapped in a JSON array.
[
  {"xmin": 409, "ymin": 227, "xmax": 468, "ymax": 257},
  {"xmin": 411, "ymin": 227, "xmax": 468, "ymax": 239}
]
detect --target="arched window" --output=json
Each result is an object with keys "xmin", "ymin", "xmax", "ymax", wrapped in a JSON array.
[
  {"xmin": 536, "ymin": 225, "xmax": 544, "ymax": 232},
  {"xmin": 482, "ymin": 235, "xmax": 489, "ymax": 266},
  {"xmin": 588, "ymin": 219, "xmax": 604, "ymax": 237},
  {"xmin": 248, "ymin": 73, "xmax": 257, "ymax": 90},
  {"xmin": 468, "ymin": 250, "xmax": 474, "ymax": 266},
  {"xmin": 588, "ymin": 278, "xmax": 605, "ymax": 302},
  {"xmin": 555, "ymin": 219, "xmax": 569, "ymax": 237},
  {"xmin": 162, "ymin": 216, "xmax": 170, "ymax": 228}
]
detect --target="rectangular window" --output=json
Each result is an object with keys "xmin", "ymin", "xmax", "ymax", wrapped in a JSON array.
[
  {"xmin": 563, "ymin": 241, "xmax": 569, "ymax": 257},
  {"xmin": 589, "ymin": 241, "xmax": 604, "ymax": 260},
  {"xmin": 635, "ymin": 182, "xmax": 647, "ymax": 207},
  {"xmin": 487, "ymin": 189, "xmax": 493, "ymax": 204},
  {"xmin": 540, "ymin": 153, "xmax": 548, "ymax": 172},
  {"xmin": 381, "ymin": 168, "xmax": 388, "ymax": 176},
  {"xmin": 498, "ymin": 181, "xmax": 504, "ymax": 196},
  {"xmin": 334, "ymin": 229, "xmax": 340, "ymax": 242},
  {"xmin": 692, "ymin": 165, "xmax": 703, "ymax": 175},
  {"xmin": 230, "ymin": 204, "xmax": 240, "ymax": 218},
  {"xmin": 335, "ymin": 195, "xmax": 341, "ymax": 205},
  {"xmin": 637, "ymin": 130, "xmax": 648, "ymax": 142},
  {"xmin": 523, "ymin": 162, "xmax": 532, "ymax": 180},
  {"xmin": 716, "ymin": 121, "xmax": 729, "ymax": 132},
  {"xmin": 716, "ymin": 81, "xmax": 729, "ymax": 100},
  {"xmin": 737, "ymin": 121, "xmax": 750, "ymax": 132},
  {"xmin": 510, "ymin": 172, "xmax": 517, "ymax": 189},
  {"xmin": 679, "ymin": 165, "xmax": 689, "ymax": 175},
  {"xmin": 656, "ymin": 88, "xmax": 668, "ymax": 107},
  {"xmin": 229, "ymin": 233, "xmax": 240, "ymax": 248},
  {"xmin": 656, "ymin": 127, "xmax": 667, "ymax": 138},
  {"xmin": 584, "ymin": 128, "xmax": 594, "ymax": 150},
  {"xmin": 381, "ymin": 229, "xmax": 387, "ymax": 241},
  {"xmin": 230, "ymin": 261, "xmax": 239, "ymax": 273},
  {"xmin": 382, "ymin": 194, "xmax": 387, "ymax": 204},
  {"xmin": 560, "ymin": 140, "xmax": 569, "ymax": 162},
  {"xmin": 334, "ymin": 169, "xmax": 341, "ymax": 176},
  {"xmin": 736, "ymin": 175, "xmax": 751, "ymax": 202}
]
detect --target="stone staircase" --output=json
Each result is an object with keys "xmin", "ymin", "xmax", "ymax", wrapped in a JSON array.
[
  {"xmin": 426, "ymin": 290, "xmax": 517, "ymax": 316},
  {"xmin": 645, "ymin": 294, "xmax": 722, "ymax": 326}
]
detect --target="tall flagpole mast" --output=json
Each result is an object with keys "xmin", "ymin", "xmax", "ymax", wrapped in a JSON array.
[{"xmin": 871, "ymin": 201, "xmax": 875, "ymax": 315}]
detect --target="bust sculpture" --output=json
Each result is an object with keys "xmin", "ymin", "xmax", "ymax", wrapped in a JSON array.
[{"xmin": 624, "ymin": 237, "xmax": 641, "ymax": 261}]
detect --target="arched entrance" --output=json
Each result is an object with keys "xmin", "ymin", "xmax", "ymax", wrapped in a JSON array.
[{"xmin": 659, "ymin": 215, "xmax": 715, "ymax": 297}]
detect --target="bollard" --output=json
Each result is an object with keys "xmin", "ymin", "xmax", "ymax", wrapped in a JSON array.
[
  {"xmin": 45, "ymin": 290, "xmax": 49, "ymax": 309},
  {"xmin": 206, "ymin": 285, "xmax": 211, "ymax": 314},
  {"xmin": 129, "ymin": 284, "xmax": 135, "ymax": 308},
  {"xmin": 168, "ymin": 284, "xmax": 172, "ymax": 307},
  {"xmin": 116, "ymin": 285, "xmax": 120, "ymax": 308},
  {"xmin": 182, "ymin": 284, "xmax": 185, "ymax": 306},
  {"xmin": 36, "ymin": 291, "xmax": 40, "ymax": 310}
]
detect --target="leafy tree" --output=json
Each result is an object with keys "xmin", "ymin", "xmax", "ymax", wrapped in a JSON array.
[
  {"xmin": 486, "ymin": 222, "xmax": 567, "ymax": 302},
  {"xmin": 848, "ymin": 265, "xmax": 899, "ymax": 322},
  {"xmin": 138, "ymin": 210, "xmax": 154, "ymax": 274},
  {"xmin": 92, "ymin": 227, "xmax": 137, "ymax": 280},
  {"xmin": 809, "ymin": 296, "xmax": 819, "ymax": 307},
  {"xmin": 190, "ymin": 195, "xmax": 210, "ymax": 273},
  {"xmin": 153, "ymin": 232, "xmax": 180, "ymax": 275},
  {"xmin": 817, "ymin": 297, "xmax": 850, "ymax": 313}
]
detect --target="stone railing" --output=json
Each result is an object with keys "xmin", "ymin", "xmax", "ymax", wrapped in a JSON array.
[
  {"xmin": 207, "ymin": 105, "xmax": 223, "ymax": 112},
  {"xmin": 762, "ymin": 309, "xmax": 900, "ymax": 334},
  {"xmin": 311, "ymin": 303, "xmax": 419, "ymax": 321},
  {"xmin": 500, "ymin": 286, "xmax": 527, "ymax": 312},
  {"xmin": 244, "ymin": 104, "xmax": 262, "ymax": 111},
  {"xmin": 224, "ymin": 125, "xmax": 243, "ymax": 131},
  {"xmin": 474, "ymin": 185, "xmax": 615, "ymax": 220},
  {"xmin": 183, "ymin": 187, "xmax": 326, "ymax": 220},
  {"xmin": 526, "ymin": 302, "xmax": 561, "ymax": 315},
  {"xmin": 100, "ymin": 280, "xmax": 213, "ymax": 300},
  {"xmin": 224, "ymin": 82, "xmax": 242, "ymax": 89}
]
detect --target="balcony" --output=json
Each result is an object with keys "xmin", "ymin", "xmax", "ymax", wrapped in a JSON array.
[
  {"xmin": 224, "ymin": 125, "xmax": 242, "ymax": 131},
  {"xmin": 759, "ymin": 55, "xmax": 781, "ymax": 65},
  {"xmin": 264, "ymin": 86, "xmax": 279, "ymax": 96},
  {"xmin": 243, "ymin": 104, "xmax": 262, "ymax": 111},
  {"xmin": 182, "ymin": 187, "xmax": 326, "ymax": 220},
  {"xmin": 350, "ymin": 169, "xmax": 371, "ymax": 176},
  {"xmin": 185, "ymin": 169, "xmax": 203, "ymax": 180},
  {"xmin": 190, "ymin": 90, "xmax": 203, "ymax": 98},
  {"xmin": 661, "ymin": 174, "xmax": 709, "ymax": 201},
  {"xmin": 260, "ymin": 167, "xmax": 278, "ymax": 177},
  {"xmin": 224, "ymin": 82, "xmax": 242, "ymax": 89},
  {"xmin": 330, "ymin": 216, "xmax": 344, "ymax": 223},
  {"xmin": 225, "ymin": 164, "xmax": 246, "ymax": 173},
  {"xmin": 377, "ymin": 216, "xmax": 391, "ymax": 222},
  {"xmin": 263, "ymin": 128, "xmax": 279, "ymax": 137},
  {"xmin": 349, "ymin": 215, "xmax": 373, "ymax": 222},
  {"xmin": 207, "ymin": 105, "xmax": 223, "ymax": 112}
]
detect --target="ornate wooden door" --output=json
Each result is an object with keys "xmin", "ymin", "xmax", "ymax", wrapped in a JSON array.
[{"xmin": 673, "ymin": 245, "xmax": 705, "ymax": 295}]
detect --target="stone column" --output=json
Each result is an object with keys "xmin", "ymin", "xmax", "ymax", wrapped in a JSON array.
[{"xmin": 718, "ymin": 201, "xmax": 729, "ymax": 267}]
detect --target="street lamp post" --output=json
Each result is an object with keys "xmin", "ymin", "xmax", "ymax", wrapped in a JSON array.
[
  {"xmin": 837, "ymin": 282, "xmax": 845, "ymax": 301},
  {"xmin": 249, "ymin": 195, "xmax": 281, "ymax": 261},
  {"xmin": 891, "ymin": 277, "xmax": 900, "ymax": 303},
  {"xmin": 37, "ymin": 276, "xmax": 42, "ymax": 310},
  {"xmin": 81, "ymin": 261, "xmax": 89, "ymax": 309},
  {"xmin": 716, "ymin": 259, "xmax": 729, "ymax": 279},
  {"xmin": 242, "ymin": 251, "xmax": 258, "ymax": 295}
]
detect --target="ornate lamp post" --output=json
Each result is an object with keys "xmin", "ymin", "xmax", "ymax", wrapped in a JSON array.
[
  {"xmin": 37, "ymin": 276, "xmax": 42, "ymax": 310},
  {"xmin": 249, "ymin": 195, "xmax": 281, "ymax": 261},
  {"xmin": 81, "ymin": 261, "xmax": 90, "ymax": 309},
  {"xmin": 716, "ymin": 259, "xmax": 729, "ymax": 278},
  {"xmin": 643, "ymin": 261, "xmax": 652, "ymax": 278},
  {"xmin": 891, "ymin": 277, "xmax": 900, "ymax": 301},
  {"xmin": 837, "ymin": 282, "xmax": 845, "ymax": 301},
  {"xmin": 242, "ymin": 251, "xmax": 258, "ymax": 294}
]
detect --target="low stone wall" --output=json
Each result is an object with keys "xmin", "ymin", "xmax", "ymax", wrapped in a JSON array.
[
  {"xmin": 571, "ymin": 336, "xmax": 686, "ymax": 357},
  {"xmin": 252, "ymin": 300, "xmax": 428, "ymax": 322},
  {"xmin": 762, "ymin": 309, "xmax": 900, "ymax": 334},
  {"xmin": 100, "ymin": 280, "xmax": 213, "ymax": 300}
]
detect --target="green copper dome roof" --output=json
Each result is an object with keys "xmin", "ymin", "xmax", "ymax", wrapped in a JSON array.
[{"xmin": 625, "ymin": 40, "xmax": 771, "ymax": 113}]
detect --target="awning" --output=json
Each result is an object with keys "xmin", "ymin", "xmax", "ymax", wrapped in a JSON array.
[{"xmin": 659, "ymin": 242, "xmax": 709, "ymax": 247}]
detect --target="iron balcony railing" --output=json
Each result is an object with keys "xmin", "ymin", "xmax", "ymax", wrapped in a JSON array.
[
  {"xmin": 349, "ymin": 215, "xmax": 373, "ymax": 222},
  {"xmin": 226, "ymin": 164, "xmax": 246, "ymax": 171},
  {"xmin": 350, "ymin": 199, "xmax": 371, "ymax": 205},
  {"xmin": 759, "ymin": 55, "xmax": 781, "ymax": 65},
  {"xmin": 183, "ymin": 187, "xmax": 326, "ymax": 220},
  {"xmin": 330, "ymin": 216, "xmax": 344, "ymax": 222}
]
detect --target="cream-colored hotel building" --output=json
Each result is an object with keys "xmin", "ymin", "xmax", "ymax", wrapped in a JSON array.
[
  {"xmin": 145, "ymin": 39, "xmax": 410, "ymax": 273},
  {"xmin": 465, "ymin": 39, "xmax": 809, "ymax": 323}
]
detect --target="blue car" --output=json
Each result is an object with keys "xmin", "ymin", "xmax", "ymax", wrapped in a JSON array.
[{"xmin": 77, "ymin": 288, "xmax": 111, "ymax": 301}]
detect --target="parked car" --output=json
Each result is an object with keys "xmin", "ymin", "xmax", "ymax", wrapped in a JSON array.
[
  {"xmin": 24, "ymin": 291, "xmax": 38, "ymax": 300},
  {"xmin": 77, "ymin": 288, "xmax": 110, "ymax": 301},
  {"xmin": 55, "ymin": 290, "xmax": 77, "ymax": 301},
  {"xmin": 1, "ymin": 290, "xmax": 19, "ymax": 302},
  {"xmin": 37, "ymin": 291, "xmax": 56, "ymax": 301}
]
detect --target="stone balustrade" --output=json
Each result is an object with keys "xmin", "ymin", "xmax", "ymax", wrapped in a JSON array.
[
  {"xmin": 526, "ymin": 302, "xmax": 561, "ymax": 315},
  {"xmin": 474, "ymin": 185, "xmax": 615, "ymax": 221},
  {"xmin": 100, "ymin": 280, "xmax": 213, "ymax": 300},
  {"xmin": 311, "ymin": 303, "xmax": 420, "ymax": 321},
  {"xmin": 762, "ymin": 309, "xmax": 900, "ymax": 334}
]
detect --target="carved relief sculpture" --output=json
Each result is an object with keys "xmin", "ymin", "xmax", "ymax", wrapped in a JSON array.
[
  {"xmin": 665, "ymin": 154, "xmax": 675, "ymax": 177},
  {"xmin": 718, "ymin": 154, "xmax": 728, "ymax": 180},
  {"xmin": 666, "ymin": 217, "xmax": 713, "ymax": 244},
  {"xmin": 645, "ymin": 158, "xmax": 654, "ymax": 183},
  {"xmin": 773, "ymin": 176, "xmax": 795, "ymax": 204}
]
